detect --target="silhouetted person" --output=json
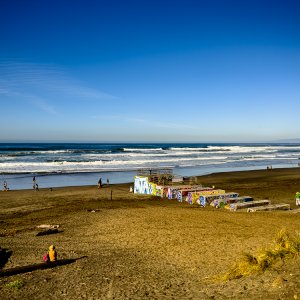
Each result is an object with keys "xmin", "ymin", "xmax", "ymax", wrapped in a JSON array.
[
  {"xmin": 98, "ymin": 178, "xmax": 102, "ymax": 188},
  {"xmin": 33, "ymin": 176, "xmax": 36, "ymax": 190}
]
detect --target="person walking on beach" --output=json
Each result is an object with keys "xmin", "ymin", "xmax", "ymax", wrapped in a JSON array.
[
  {"xmin": 98, "ymin": 178, "xmax": 102, "ymax": 189},
  {"xmin": 33, "ymin": 176, "xmax": 36, "ymax": 190},
  {"xmin": 296, "ymin": 192, "xmax": 300, "ymax": 206},
  {"xmin": 3, "ymin": 180, "xmax": 8, "ymax": 191},
  {"xmin": 107, "ymin": 178, "xmax": 109, "ymax": 186}
]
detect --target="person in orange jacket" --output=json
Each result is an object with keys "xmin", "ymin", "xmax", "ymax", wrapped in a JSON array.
[{"xmin": 48, "ymin": 245, "xmax": 57, "ymax": 262}]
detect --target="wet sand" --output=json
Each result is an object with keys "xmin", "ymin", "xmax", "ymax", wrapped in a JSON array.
[{"xmin": 0, "ymin": 168, "xmax": 300, "ymax": 299}]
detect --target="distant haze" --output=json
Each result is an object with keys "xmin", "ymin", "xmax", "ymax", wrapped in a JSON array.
[{"xmin": 273, "ymin": 139, "xmax": 300, "ymax": 143}]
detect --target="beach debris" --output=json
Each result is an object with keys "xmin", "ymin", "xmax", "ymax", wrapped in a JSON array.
[
  {"xmin": 247, "ymin": 203, "xmax": 290, "ymax": 212},
  {"xmin": 36, "ymin": 225, "xmax": 61, "ymax": 236},
  {"xmin": 87, "ymin": 209, "xmax": 100, "ymax": 213},
  {"xmin": 37, "ymin": 224, "xmax": 60, "ymax": 229}
]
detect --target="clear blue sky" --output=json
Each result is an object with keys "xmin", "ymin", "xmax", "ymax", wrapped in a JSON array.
[{"xmin": 1, "ymin": 0, "xmax": 299, "ymax": 142}]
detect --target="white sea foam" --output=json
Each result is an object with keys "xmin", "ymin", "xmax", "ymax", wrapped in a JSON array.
[
  {"xmin": 1, "ymin": 143, "xmax": 300, "ymax": 174},
  {"xmin": 207, "ymin": 146, "xmax": 278, "ymax": 153},
  {"xmin": 169, "ymin": 147, "xmax": 210, "ymax": 151},
  {"xmin": 123, "ymin": 148, "xmax": 164, "ymax": 152},
  {"xmin": 0, "ymin": 155, "xmax": 230, "ymax": 173}
]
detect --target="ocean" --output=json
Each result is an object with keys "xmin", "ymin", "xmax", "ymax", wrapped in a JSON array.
[{"xmin": 1, "ymin": 143, "xmax": 300, "ymax": 190}]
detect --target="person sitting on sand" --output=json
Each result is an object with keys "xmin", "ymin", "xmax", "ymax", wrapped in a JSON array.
[{"xmin": 48, "ymin": 245, "xmax": 57, "ymax": 262}]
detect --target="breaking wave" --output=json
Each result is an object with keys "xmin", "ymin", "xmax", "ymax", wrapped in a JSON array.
[{"xmin": 0, "ymin": 142, "xmax": 300, "ymax": 174}]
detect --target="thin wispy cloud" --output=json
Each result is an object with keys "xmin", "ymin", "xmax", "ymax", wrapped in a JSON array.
[
  {"xmin": 28, "ymin": 96, "xmax": 57, "ymax": 115},
  {"xmin": 90, "ymin": 114, "xmax": 120, "ymax": 120},
  {"xmin": 127, "ymin": 117, "xmax": 146, "ymax": 123},
  {"xmin": 0, "ymin": 60, "xmax": 117, "ymax": 114},
  {"xmin": 126, "ymin": 117, "xmax": 196, "ymax": 130},
  {"xmin": 91, "ymin": 114, "xmax": 196, "ymax": 130},
  {"xmin": 150, "ymin": 121, "xmax": 195, "ymax": 129}
]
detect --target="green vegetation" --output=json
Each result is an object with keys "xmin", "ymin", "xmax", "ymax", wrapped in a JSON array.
[
  {"xmin": 5, "ymin": 280, "xmax": 24, "ymax": 289},
  {"xmin": 218, "ymin": 229, "xmax": 300, "ymax": 281}
]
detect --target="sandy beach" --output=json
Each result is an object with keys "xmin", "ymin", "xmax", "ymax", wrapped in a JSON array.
[{"xmin": 1, "ymin": 168, "xmax": 300, "ymax": 299}]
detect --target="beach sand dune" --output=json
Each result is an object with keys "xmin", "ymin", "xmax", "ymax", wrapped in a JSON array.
[{"xmin": 0, "ymin": 168, "xmax": 300, "ymax": 299}]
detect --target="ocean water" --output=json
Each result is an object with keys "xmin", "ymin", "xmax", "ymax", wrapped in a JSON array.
[{"xmin": 1, "ymin": 143, "xmax": 300, "ymax": 190}]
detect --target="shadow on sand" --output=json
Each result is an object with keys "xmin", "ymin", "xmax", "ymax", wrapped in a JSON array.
[
  {"xmin": 0, "ymin": 256, "xmax": 87, "ymax": 277},
  {"xmin": 0, "ymin": 248, "xmax": 13, "ymax": 269}
]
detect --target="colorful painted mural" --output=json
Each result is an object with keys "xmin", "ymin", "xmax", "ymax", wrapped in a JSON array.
[
  {"xmin": 134, "ymin": 176, "xmax": 241, "ymax": 208},
  {"xmin": 186, "ymin": 189, "xmax": 226, "ymax": 205},
  {"xmin": 198, "ymin": 192, "xmax": 239, "ymax": 206},
  {"xmin": 134, "ymin": 176, "xmax": 150, "ymax": 194},
  {"xmin": 134, "ymin": 176, "xmax": 161, "ymax": 196}
]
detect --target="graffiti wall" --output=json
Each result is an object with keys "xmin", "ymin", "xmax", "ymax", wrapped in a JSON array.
[
  {"xmin": 134, "ymin": 176, "xmax": 150, "ymax": 195},
  {"xmin": 134, "ymin": 176, "xmax": 160, "ymax": 196},
  {"xmin": 186, "ymin": 189, "xmax": 226, "ymax": 205}
]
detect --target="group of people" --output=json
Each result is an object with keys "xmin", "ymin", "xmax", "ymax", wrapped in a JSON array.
[
  {"xmin": 97, "ymin": 177, "xmax": 109, "ymax": 189},
  {"xmin": 2, "ymin": 177, "xmax": 39, "ymax": 191},
  {"xmin": 2, "ymin": 176, "xmax": 112, "ymax": 191}
]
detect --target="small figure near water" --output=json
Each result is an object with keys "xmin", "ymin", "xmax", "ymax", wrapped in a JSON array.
[
  {"xmin": 33, "ymin": 176, "xmax": 39, "ymax": 191},
  {"xmin": 3, "ymin": 180, "xmax": 9, "ymax": 191},
  {"xmin": 98, "ymin": 178, "xmax": 102, "ymax": 189},
  {"xmin": 107, "ymin": 178, "xmax": 109, "ymax": 186},
  {"xmin": 33, "ymin": 176, "xmax": 36, "ymax": 190}
]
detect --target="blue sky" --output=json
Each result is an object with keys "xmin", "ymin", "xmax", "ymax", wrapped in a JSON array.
[{"xmin": 0, "ymin": 0, "xmax": 299, "ymax": 142}]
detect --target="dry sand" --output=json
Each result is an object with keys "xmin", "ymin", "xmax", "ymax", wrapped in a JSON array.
[{"xmin": 1, "ymin": 168, "xmax": 300, "ymax": 299}]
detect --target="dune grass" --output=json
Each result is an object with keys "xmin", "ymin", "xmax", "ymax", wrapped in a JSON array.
[
  {"xmin": 217, "ymin": 229, "xmax": 300, "ymax": 281},
  {"xmin": 5, "ymin": 280, "xmax": 24, "ymax": 289}
]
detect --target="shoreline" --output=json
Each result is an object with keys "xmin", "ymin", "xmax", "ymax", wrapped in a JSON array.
[
  {"xmin": 2, "ymin": 167, "xmax": 300, "ymax": 210},
  {"xmin": 2, "ymin": 164, "xmax": 299, "ymax": 191}
]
